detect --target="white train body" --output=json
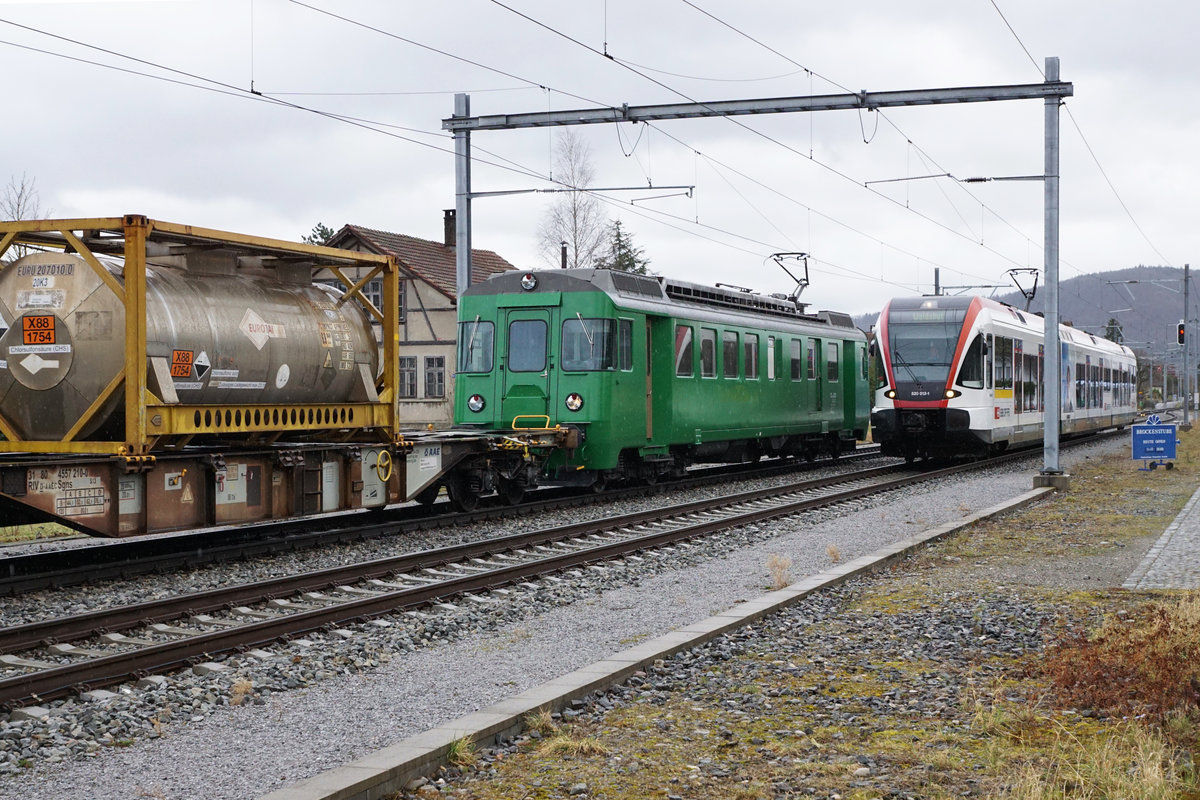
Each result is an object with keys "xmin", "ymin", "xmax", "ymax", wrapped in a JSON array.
[{"xmin": 871, "ymin": 295, "xmax": 1137, "ymax": 460}]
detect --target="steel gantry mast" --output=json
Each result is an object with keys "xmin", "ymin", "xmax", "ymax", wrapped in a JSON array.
[{"xmin": 444, "ymin": 58, "xmax": 1073, "ymax": 484}]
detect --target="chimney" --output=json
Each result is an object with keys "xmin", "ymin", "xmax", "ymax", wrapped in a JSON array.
[{"xmin": 443, "ymin": 209, "xmax": 456, "ymax": 248}]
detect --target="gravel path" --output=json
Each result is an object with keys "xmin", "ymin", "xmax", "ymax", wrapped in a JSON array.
[{"xmin": 0, "ymin": 442, "xmax": 1128, "ymax": 800}]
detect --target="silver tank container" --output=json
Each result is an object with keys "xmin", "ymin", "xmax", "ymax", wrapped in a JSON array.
[{"xmin": 0, "ymin": 252, "xmax": 379, "ymax": 441}]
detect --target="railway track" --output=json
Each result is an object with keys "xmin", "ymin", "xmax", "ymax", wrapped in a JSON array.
[
  {"xmin": 0, "ymin": 446, "xmax": 883, "ymax": 596},
  {"xmin": 0, "ymin": 446, "xmax": 1056, "ymax": 710}
]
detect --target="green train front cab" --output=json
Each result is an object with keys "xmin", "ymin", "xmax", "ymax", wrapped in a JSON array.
[{"xmin": 455, "ymin": 270, "xmax": 642, "ymax": 484}]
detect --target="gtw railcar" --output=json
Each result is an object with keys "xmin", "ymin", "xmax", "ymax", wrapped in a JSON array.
[
  {"xmin": 870, "ymin": 295, "xmax": 1137, "ymax": 461},
  {"xmin": 452, "ymin": 268, "xmax": 870, "ymax": 503}
]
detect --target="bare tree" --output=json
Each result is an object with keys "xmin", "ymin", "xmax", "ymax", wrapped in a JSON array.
[
  {"xmin": 536, "ymin": 130, "xmax": 608, "ymax": 269},
  {"xmin": 1, "ymin": 173, "xmax": 50, "ymax": 260},
  {"xmin": 1, "ymin": 173, "xmax": 48, "ymax": 222}
]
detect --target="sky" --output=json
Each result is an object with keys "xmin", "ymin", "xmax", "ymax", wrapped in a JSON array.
[{"xmin": 0, "ymin": 0, "xmax": 1195, "ymax": 317}]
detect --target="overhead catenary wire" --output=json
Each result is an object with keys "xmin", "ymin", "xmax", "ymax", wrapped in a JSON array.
[
  {"xmin": 987, "ymin": 0, "xmax": 1175, "ymax": 267},
  {"xmin": 284, "ymin": 0, "xmax": 1008, "ymax": 286},
  {"xmin": 488, "ymin": 0, "xmax": 1046, "ymax": 282}
]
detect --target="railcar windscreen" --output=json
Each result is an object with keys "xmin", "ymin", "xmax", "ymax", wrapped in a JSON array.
[
  {"xmin": 561, "ymin": 317, "xmax": 618, "ymax": 371},
  {"xmin": 457, "ymin": 319, "xmax": 494, "ymax": 373},
  {"xmin": 886, "ymin": 307, "xmax": 967, "ymax": 386},
  {"xmin": 955, "ymin": 335, "xmax": 986, "ymax": 389}
]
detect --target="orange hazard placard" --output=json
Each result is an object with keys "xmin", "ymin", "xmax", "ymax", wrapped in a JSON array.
[
  {"xmin": 171, "ymin": 349, "xmax": 194, "ymax": 378},
  {"xmin": 22, "ymin": 315, "xmax": 55, "ymax": 345}
]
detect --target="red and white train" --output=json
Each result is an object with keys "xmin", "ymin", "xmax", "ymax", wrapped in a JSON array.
[{"xmin": 871, "ymin": 295, "xmax": 1137, "ymax": 461}]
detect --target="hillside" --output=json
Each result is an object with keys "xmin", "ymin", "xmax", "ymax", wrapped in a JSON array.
[{"xmin": 852, "ymin": 265, "xmax": 1189, "ymax": 358}]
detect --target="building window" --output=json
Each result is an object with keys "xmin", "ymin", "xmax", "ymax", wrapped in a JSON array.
[
  {"xmin": 315, "ymin": 276, "xmax": 383, "ymax": 311},
  {"xmin": 399, "ymin": 356, "xmax": 417, "ymax": 398},
  {"xmin": 424, "ymin": 356, "xmax": 445, "ymax": 398}
]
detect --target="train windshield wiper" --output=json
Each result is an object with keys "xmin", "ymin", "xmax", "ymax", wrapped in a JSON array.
[
  {"xmin": 575, "ymin": 313, "xmax": 595, "ymax": 352},
  {"xmin": 892, "ymin": 347, "xmax": 923, "ymax": 386}
]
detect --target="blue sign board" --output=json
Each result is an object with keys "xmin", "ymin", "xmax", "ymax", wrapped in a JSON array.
[{"xmin": 1132, "ymin": 423, "xmax": 1177, "ymax": 461}]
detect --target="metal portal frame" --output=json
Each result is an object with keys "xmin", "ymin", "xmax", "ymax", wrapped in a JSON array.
[
  {"xmin": 0, "ymin": 215, "xmax": 403, "ymax": 458},
  {"xmin": 444, "ymin": 60, "xmax": 1072, "ymax": 475}
]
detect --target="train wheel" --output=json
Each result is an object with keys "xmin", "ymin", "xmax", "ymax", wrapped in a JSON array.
[
  {"xmin": 446, "ymin": 475, "xmax": 481, "ymax": 512},
  {"xmin": 591, "ymin": 474, "xmax": 608, "ymax": 493},
  {"xmin": 498, "ymin": 478, "xmax": 525, "ymax": 505},
  {"xmin": 415, "ymin": 484, "xmax": 440, "ymax": 506}
]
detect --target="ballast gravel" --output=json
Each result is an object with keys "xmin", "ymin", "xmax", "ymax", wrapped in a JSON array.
[{"xmin": 0, "ymin": 442, "xmax": 1126, "ymax": 800}]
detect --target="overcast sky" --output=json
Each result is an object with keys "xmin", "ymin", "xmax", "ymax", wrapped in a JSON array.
[{"xmin": 0, "ymin": 0, "xmax": 1194, "ymax": 317}]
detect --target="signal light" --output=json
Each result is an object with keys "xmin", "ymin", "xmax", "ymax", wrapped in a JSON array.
[{"xmin": 1179, "ymin": 321, "xmax": 1186, "ymax": 345}]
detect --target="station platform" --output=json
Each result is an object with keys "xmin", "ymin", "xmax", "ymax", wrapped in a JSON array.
[{"xmin": 1124, "ymin": 484, "xmax": 1200, "ymax": 590}]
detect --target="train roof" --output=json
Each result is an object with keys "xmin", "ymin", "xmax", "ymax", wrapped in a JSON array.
[{"xmin": 466, "ymin": 268, "xmax": 859, "ymax": 332}]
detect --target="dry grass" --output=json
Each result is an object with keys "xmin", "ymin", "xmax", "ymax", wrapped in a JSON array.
[
  {"xmin": 1043, "ymin": 592, "xmax": 1200, "ymax": 720},
  {"xmin": 536, "ymin": 733, "xmax": 610, "ymax": 757},
  {"xmin": 1002, "ymin": 720, "xmax": 1191, "ymax": 800},
  {"xmin": 445, "ymin": 736, "xmax": 477, "ymax": 768},
  {"xmin": 825, "ymin": 543, "xmax": 841, "ymax": 564},
  {"xmin": 523, "ymin": 708, "xmax": 558, "ymax": 737},
  {"xmin": 765, "ymin": 553, "xmax": 792, "ymax": 589},
  {"xmin": 229, "ymin": 678, "xmax": 254, "ymax": 707}
]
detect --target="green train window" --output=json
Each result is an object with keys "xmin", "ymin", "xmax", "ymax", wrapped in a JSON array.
[
  {"xmin": 509, "ymin": 320, "xmax": 547, "ymax": 372},
  {"xmin": 744, "ymin": 334, "xmax": 759, "ymax": 379},
  {"xmin": 722, "ymin": 331, "xmax": 738, "ymax": 378},
  {"xmin": 767, "ymin": 337, "xmax": 776, "ymax": 380},
  {"xmin": 675, "ymin": 325, "xmax": 694, "ymax": 377},
  {"xmin": 826, "ymin": 342, "xmax": 839, "ymax": 382},
  {"xmin": 457, "ymin": 319, "xmax": 494, "ymax": 373},
  {"xmin": 807, "ymin": 340, "xmax": 818, "ymax": 380},
  {"xmin": 619, "ymin": 319, "xmax": 633, "ymax": 371},
  {"xmin": 700, "ymin": 328, "xmax": 717, "ymax": 377},
  {"xmin": 562, "ymin": 318, "xmax": 617, "ymax": 371},
  {"xmin": 790, "ymin": 339, "xmax": 803, "ymax": 380}
]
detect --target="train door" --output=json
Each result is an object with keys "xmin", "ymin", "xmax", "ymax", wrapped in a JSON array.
[
  {"xmin": 644, "ymin": 319, "xmax": 654, "ymax": 439},
  {"xmin": 808, "ymin": 338, "xmax": 822, "ymax": 412},
  {"xmin": 501, "ymin": 309, "xmax": 551, "ymax": 424}
]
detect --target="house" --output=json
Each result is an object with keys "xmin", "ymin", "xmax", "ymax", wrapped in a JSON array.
[{"xmin": 322, "ymin": 210, "xmax": 516, "ymax": 428}]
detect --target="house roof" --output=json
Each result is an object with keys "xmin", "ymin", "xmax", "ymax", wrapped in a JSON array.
[{"xmin": 330, "ymin": 224, "xmax": 516, "ymax": 300}]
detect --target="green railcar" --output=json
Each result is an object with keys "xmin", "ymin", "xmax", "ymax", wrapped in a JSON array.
[{"xmin": 454, "ymin": 268, "xmax": 868, "ymax": 492}]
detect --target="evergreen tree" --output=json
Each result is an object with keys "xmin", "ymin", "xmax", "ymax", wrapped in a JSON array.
[
  {"xmin": 593, "ymin": 219, "xmax": 651, "ymax": 274},
  {"xmin": 302, "ymin": 222, "xmax": 337, "ymax": 246},
  {"xmin": 1103, "ymin": 317, "xmax": 1124, "ymax": 343}
]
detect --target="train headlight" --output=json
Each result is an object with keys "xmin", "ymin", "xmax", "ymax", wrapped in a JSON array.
[
  {"xmin": 467, "ymin": 394, "xmax": 486, "ymax": 412},
  {"xmin": 520, "ymin": 272, "xmax": 538, "ymax": 291},
  {"xmin": 565, "ymin": 392, "xmax": 584, "ymax": 412},
  {"xmin": 944, "ymin": 389, "xmax": 961, "ymax": 399},
  {"xmin": 884, "ymin": 389, "xmax": 896, "ymax": 399}
]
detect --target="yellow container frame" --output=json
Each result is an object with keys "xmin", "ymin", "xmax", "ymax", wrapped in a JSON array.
[{"xmin": 0, "ymin": 214, "xmax": 405, "ymax": 457}]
